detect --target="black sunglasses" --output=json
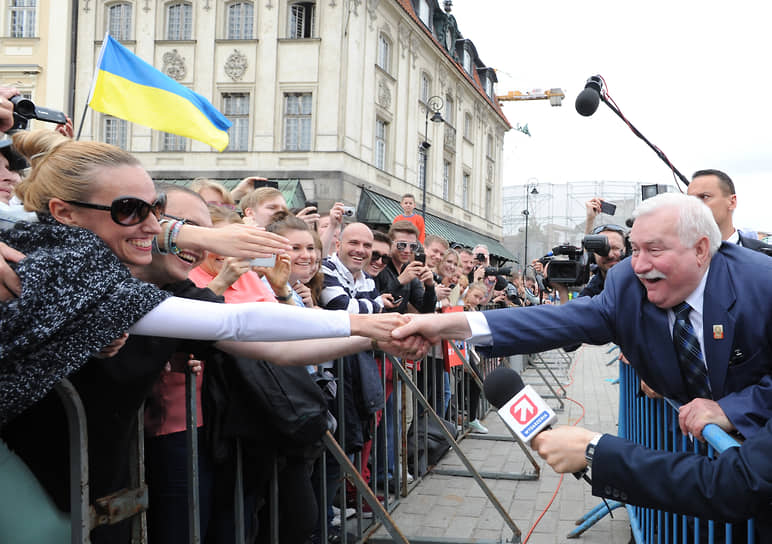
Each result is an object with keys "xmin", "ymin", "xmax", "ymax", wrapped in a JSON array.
[
  {"xmin": 66, "ymin": 193, "xmax": 167, "ymax": 226},
  {"xmin": 370, "ymin": 251, "xmax": 391, "ymax": 265},
  {"xmin": 395, "ymin": 241, "xmax": 420, "ymax": 252}
]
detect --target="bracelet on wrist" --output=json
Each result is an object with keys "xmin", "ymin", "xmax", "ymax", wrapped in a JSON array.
[
  {"xmin": 168, "ymin": 220, "xmax": 184, "ymax": 255},
  {"xmin": 371, "ymin": 339, "xmax": 379, "ymax": 351},
  {"xmin": 156, "ymin": 219, "xmax": 171, "ymax": 254},
  {"xmin": 275, "ymin": 292, "xmax": 292, "ymax": 302}
]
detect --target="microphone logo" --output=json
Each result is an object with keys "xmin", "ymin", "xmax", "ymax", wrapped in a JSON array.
[{"xmin": 511, "ymin": 395, "xmax": 538, "ymax": 424}]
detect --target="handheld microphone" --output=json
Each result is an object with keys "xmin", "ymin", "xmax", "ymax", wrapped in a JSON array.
[
  {"xmin": 483, "ymin": 367, "xmax": 590, "ymax": 483},
  {"xmin": 575, "ymin": 75, "xmax": 603, "ymax": 117}
]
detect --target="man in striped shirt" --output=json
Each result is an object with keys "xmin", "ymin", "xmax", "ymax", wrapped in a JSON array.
[{"xmin": 320, "ymin": 222, "xmax": 383, "ymax": 314}]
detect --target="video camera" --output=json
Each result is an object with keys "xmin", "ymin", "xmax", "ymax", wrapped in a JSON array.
[
  {"xmin": 8, "ymin": 96, "xmax": 68, "ymax": 133},
  {"xmin": 538, "ymin": 227, "xmax": 628, "ymax": 286}
]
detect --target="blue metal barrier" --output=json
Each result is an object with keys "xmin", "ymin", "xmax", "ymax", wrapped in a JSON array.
[{"xmin": 569, "ymin": 359, "xmax": 756, "ymax": 543}]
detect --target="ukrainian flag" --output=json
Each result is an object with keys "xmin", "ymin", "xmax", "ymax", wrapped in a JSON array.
[{"xmin": 89, "ymin": 35, "xmax": 231, "ymax": 151}]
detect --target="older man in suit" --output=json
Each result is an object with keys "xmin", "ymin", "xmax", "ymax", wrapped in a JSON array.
[{"xmin": 392, "ymin": 192, "xmax": 772, "ymax": 439}]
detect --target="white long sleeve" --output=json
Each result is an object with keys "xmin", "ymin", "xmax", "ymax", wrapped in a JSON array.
[{"xmin": 128, "ymin": 296, "xmax": 351, "ymax": 341}]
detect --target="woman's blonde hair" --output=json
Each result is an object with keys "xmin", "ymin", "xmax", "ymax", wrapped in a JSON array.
[
  {"xmin": 190, "ymin": 178, "xmax": 235, "ymax": 205},
  {"xmin": 207, "ymin": 203, "xmax": 242, "ymax": 226},
  {"xmin": 13, "ymin": 129, "xmax": 142, "ymax": 213}
]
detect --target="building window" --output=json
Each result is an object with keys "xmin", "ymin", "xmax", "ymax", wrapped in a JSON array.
[
  {"xmin": 283, "ymin": 93, "xmax": 312, "ymax": 151},
  {"xmin": 377, "ymin": 33, "xmax": 391, "ymax": 72},
  {"xmin": 462, "ymin": 172, "xmax": 470, "ymax": 209},
  {"xmin": 417, "ymin": 147, "xmax": 427, "ymax": 190},
  {"xmin": 223, "ymin": 92, "xmax": 250, "ymax": 151},
  {"xmin": 444, "ymin": 94, "xmax": 454, "ymax": 127},
  {"xmin": 417, "ymin": 0, "xmax": 430, "ymax": 28},
  {"xmin": 227, "ymin": 1, "xmax": 254, "ymax": 39},
  {"xmin": 161, "ymin": 132, "xmax": 186, "ymax": 152},
  {"xmin": 485, "ymin": 186, "xmax": 492, "ymax": 218},
  {"xmin": 107, "ymin": 2, "xmax": 132, "ymax": 40},
  {"xmin": 103, "ymin": 116, "xmax": 128, "ymax": 149},
  {"xmin": 166, "ymin": 2, "xmax": 192, "ymax": 40},
  {"xmin": 484, "ymin": 77, "xmax": 494, "ymax": 99},
  {"xmin": 463, "ymin": 112, "xmax": 472, "ymax": 140},
  {"xmin": 288, "ymin": 1, "xmax": 315, "ymax": 39},
  {"xmin": 463, "ymin": 49, "xmax": 472, "ymax": 74},
  {"xmin": 442, "ymin": 160, "xmax": 452, "ymax": 200},
  {"xmin": 375, "ymin": 118, "xmax": 387, "ymax": 170},
  {"xmin": 486, "ymin": 133, "xmax": 494, "ymax": 158},
  {"xmin": 420, "ymin": 72, "xmax": 430, "ymax": 104},
  {"xmin": 8, "ymin": 0, "xmax": 36, "ymax": 38}
]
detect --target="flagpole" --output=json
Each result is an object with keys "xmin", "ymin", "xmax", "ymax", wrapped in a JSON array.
[{"xmin": 76, "ymin": 32, "xmax": 110, "ymax": 141}]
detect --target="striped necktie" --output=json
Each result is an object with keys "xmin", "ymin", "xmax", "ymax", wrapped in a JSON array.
[{"xmin": 672, "ymin": 301, "xmax": 712, "ymax": 399}]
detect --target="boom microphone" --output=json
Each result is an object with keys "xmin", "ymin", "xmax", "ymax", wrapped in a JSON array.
[{"xmin": 575, "ymin": 75, "xmax": 603, "ymax": 117}]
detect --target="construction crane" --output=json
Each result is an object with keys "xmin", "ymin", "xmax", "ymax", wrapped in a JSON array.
[{"xmin": 496, "ymin": 88, "xmax": 565, "ymax": 107}]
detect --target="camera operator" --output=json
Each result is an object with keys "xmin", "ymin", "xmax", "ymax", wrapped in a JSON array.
[{"xmin": 550, "ymin": 224, "xmax": 627, "ymax": 305}]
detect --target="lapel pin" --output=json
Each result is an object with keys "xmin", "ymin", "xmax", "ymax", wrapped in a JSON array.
[{"xmin": 712, "ymin": 324, "xmax": 724, "ymax": 340}]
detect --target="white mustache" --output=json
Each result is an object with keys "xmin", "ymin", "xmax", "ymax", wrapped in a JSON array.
[{"xmin": 636, "ymin": 270, "xmax": 667, "ymax": 281}]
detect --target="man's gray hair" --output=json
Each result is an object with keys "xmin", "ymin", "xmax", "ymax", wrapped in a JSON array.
[{"xmin": 632, "ymin": 193, "xmax": 721, "ymax": 255}]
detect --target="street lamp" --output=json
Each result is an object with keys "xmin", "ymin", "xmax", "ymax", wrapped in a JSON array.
[
  {"xmin": 420, "ymin": 95, "xmax": 444, "ymax": 218},
  {"xmin": 523, "ymin": 180, "xmax": 539, "ymax": 265}
]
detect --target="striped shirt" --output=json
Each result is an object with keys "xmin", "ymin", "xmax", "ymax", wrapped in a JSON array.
[{"xmin": 321, "ymin": 253, "xmax": 383, "ymax": 314}]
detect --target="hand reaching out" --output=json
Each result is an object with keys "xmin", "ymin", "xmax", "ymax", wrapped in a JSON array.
[
  {"xmin": 0, "ymin": 242, "xmax": 24, "ymax": 301},
  {"xmin": 93, "ymin": 333, "xmax": 129, "ymax": 359}
]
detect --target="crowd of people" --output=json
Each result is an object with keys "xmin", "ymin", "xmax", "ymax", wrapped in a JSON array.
[
  {"xmin": 0, "ymin": 86, "xmax": 517, "ymax": 544},
  {"xmin": 4, "ymin": 80, "xmax": 772, "ymax": 544}
]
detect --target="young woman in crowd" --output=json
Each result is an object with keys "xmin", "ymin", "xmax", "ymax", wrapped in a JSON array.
[
  {"xmin": 0, "ymin": 129, "xmax": 409, "ymax": 543},
  {"xmin": 433, "ymin": 248, "xmax": 462, "ymax": 308}
]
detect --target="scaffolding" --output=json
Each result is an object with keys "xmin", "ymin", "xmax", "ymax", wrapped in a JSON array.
[{"xmin": 501, "ymin": 180, "xmax": 676, "ymax": 265}]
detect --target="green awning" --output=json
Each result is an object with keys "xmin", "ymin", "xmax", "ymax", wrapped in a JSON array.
[{"xmin": 357, "ymin": 189, "xmax": 517, "ymax": 262}]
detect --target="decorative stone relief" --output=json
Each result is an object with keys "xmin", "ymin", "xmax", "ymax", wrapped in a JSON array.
[
  {"xmin": 349, "ymin": 0, "xmax": 361, "ymax": 15},
  {"xmin": 162, "ymin": 50, "xmax": 186, "ymax": 81},
  {"xmin": 224, "ymin": 50, "xmax": 248, "ymax": 81},
  {"xmin": 377, "ymin": 79, "xmax": 392, "ymax": 110},
  {"xmin": 398, "ymin": 22, "xmax": 410, "ymax": 59},
  {"xmin": 367, "ymin": 0, "xmax": 380, "ymax": 28},
  {"xmin": 438, "ymin": 68, "xmax": 448, "ymax": 93},
  {"xmin": 408, "ymin": 34, "xmax": 419, "ymax": 68}
]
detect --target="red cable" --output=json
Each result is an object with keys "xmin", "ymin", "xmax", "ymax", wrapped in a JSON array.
[{"xmin": 522, "ymin": 347, "xmax": 588, "ymax": 543}]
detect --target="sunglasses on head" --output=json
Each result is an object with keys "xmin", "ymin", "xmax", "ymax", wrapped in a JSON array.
[
  {"xmin": 395, "ymin": 241, "xmax": 420, "ymax": 252},
  {"xmin": 66, "ymin": 193, "xmax": 167, "ymax": 226},
  {"xmin": 370, "ymin": 251, "xmax": 391, "ymax": 265}
]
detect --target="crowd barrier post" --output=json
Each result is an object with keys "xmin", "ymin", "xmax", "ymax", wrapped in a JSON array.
[
  {"xmin": 185, "ymin": 367, "xmax": 202, "ymax": 544},
  {"xmin": 429, "ymin": 342, "xmax": 541, "ymax": 480},
  {"xmin": 384, "ymin": 353, "xmax": 523, "ymax": 542},
  {"xmin": 55, "ymin": 378, "xmax": 150, "ymax": 544}
]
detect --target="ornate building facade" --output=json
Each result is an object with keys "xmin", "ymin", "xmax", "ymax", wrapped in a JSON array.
[{"xmin": 1, "ymin": 0, "xmax": 511, "ymax": 250}]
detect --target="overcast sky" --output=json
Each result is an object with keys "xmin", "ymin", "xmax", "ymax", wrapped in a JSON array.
[{"xmin": 451, "ymin": 0, "xmax": 771, "ymax": 232}]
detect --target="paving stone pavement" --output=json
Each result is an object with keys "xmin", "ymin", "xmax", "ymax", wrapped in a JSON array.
[{"xmin": 371, "ymin": 344, "xmax": 632, "ymax": 544}]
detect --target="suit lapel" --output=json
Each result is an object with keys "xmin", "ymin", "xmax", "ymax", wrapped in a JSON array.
[{"xmin": 702, "ymin": 252, "xmax": 736, "ymax": 397}]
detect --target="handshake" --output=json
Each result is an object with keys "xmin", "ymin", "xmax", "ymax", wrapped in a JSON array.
[{"xmin": 349, "ymin": 311, "xmax": 473, "ymax": 360}]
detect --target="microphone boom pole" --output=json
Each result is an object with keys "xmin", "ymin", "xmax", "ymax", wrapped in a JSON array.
[{"xmin": 576, "ymin": 75, "xmax": 690, "ymax": 187}]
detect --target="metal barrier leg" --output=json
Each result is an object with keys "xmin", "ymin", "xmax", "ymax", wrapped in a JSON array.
[
  {"xmin": 566, "ymin": 500, "xmax": 626, "ymax": 539},
  {"xmin": 185, "ymin": 367, "xmax": 201, "ymax": 544},
  {"xmin": 54, "ymin": 379, "xmax": 91, "ymax": 544}
]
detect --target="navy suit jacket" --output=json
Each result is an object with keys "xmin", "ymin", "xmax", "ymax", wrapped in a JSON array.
[
  {"xmin": 481, "ymin": 242, "xmax": 772, "ymax": 437},
  {"xmin": 592, "ymin": 419, "xmax": 772, "ymax": 529}
]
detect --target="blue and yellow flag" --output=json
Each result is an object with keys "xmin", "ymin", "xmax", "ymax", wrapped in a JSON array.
[{"xmin": 89, "ymin": 35, "xmax": 231, "ymax": 151}]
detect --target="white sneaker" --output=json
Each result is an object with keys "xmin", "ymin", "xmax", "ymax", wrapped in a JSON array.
[
  {"xmin": 331, "ymin": 506, "xmax": 357, "ymax": 526},
  {"xmin": 468, "ymin": 419, "xmax": 489, "ymax": 434},
  {"xmin": 406, "ymin": 471, "xmax": 414, "ymax": 484}
]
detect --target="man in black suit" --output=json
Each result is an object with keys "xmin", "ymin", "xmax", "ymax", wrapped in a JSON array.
[{"xmin": 688, "ymin": 169, "xmax": 772, "ymax": 253}]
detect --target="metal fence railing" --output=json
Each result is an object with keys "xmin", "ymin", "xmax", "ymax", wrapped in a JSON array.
[
  {"xmin": 570, "ymin": 357, "xmax": 756, "ymax": 543},
  {"xmin": 57, "ymin": 342, "xmax": 543, "ymax": 544}
]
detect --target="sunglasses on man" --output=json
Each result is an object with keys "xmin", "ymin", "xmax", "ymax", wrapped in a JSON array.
[
  {"xmin": 66, "ymin": 193, "xmax": 167, "ymax": 226},
  {"xmin": 395, "ymin": 241, "xmax": 420, "ymax": 252},
  {"xmin": 370, "ymin": 251, "xmax": 391, "ymax": 265}
]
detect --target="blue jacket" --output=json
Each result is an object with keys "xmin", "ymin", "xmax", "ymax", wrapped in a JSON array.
[
  {"xmin": 593, "ymin": 420, "xmax": 772, "ymax": 533},
  {"xmin": 480, "ymin": 242, "xmax": 772, "ymax": 438}
]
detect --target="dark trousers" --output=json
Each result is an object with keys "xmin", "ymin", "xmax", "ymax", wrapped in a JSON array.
[{"xmin": 145, "ymin": 428, "xmax": 214, "ymax": 544}]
